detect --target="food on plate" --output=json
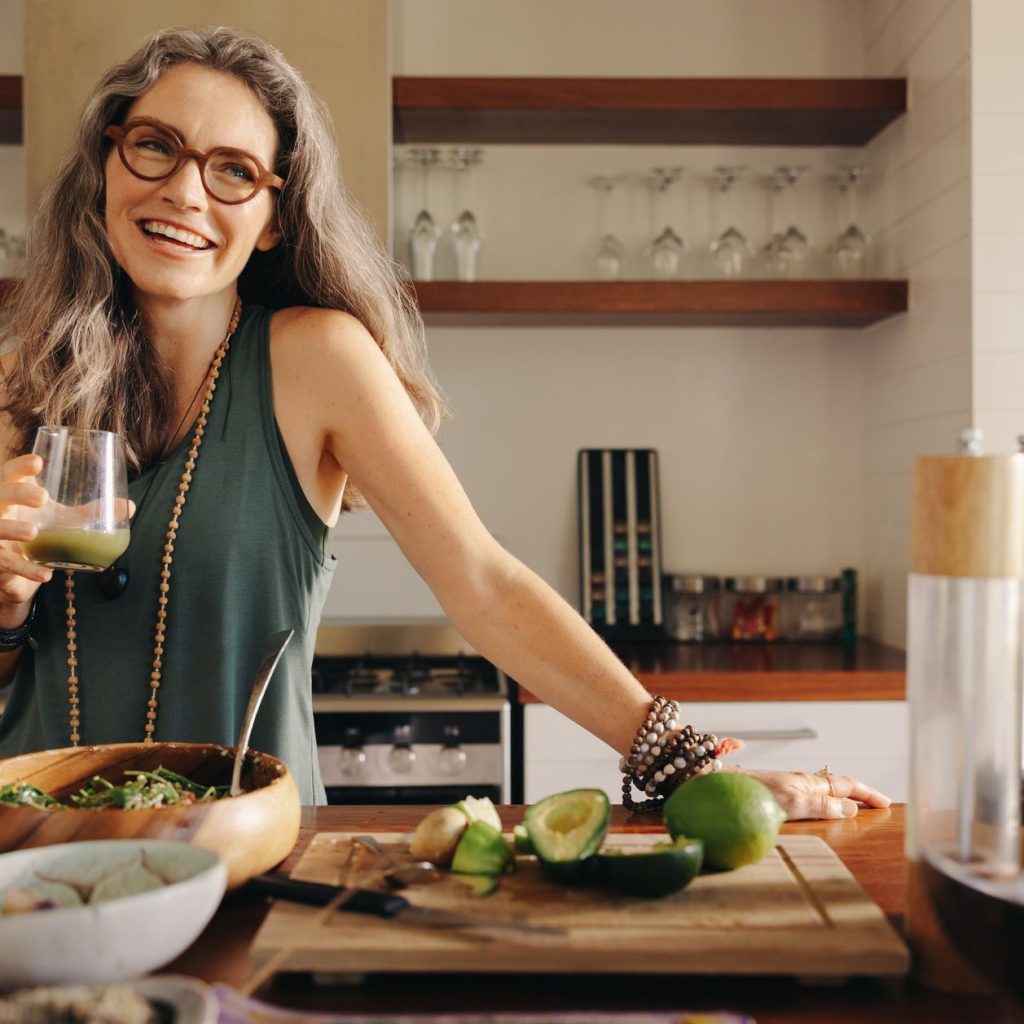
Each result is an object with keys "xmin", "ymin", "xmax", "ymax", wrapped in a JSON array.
[
  {"xmin": 0, "ymin": 846, "xmax": 195, "ymax": 916},
  {"xmin": 449, "ymin": 820, "xmax": 514, "ymax": 876},
  {"xmin": 595, "ymin": 836, "xmax": 703, "ymax": 897},
  {"xmin": 663, "ymin": 771, "xmax": 785, "ymax": 870},
  {"xmin": 0, "ymin": 983, "xmax": 158, "ymax": 1023},
  {"xmin": 0, "ymin": 766, "xmax": 229, "ymax": 811}
]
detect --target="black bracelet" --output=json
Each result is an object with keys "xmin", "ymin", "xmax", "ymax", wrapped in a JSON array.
[{"xmin": 0, "ymin": 596, "xmax": 39, "ymax": 652}]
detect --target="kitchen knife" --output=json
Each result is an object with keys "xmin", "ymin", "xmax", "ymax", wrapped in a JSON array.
[{"xmin": 246, "ymin": 873, "xmax": 567, "ymax": 940}]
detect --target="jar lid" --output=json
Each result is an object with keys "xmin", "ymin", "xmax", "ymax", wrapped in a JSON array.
[
  {"xmin": 665, "ymin": 574, "xmax": 720, "ymax": 593},
  {"xmin": 786, "ymin": 575, "xmax": 841, "ymax": 593},
  {"xmin": 724, "ymin": 575, "xmax": 784, "ymax": 593}
]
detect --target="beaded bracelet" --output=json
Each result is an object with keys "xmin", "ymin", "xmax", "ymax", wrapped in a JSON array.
[
  {"xmin": 620, "ymin": 695, "xmax": 722, "ymax": 813},
  {"xmin": 0, "ymin": 595, "xmax": 39, "ymax": 653}
]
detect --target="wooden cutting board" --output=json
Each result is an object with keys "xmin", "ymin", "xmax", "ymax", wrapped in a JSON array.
[{"xmin": 250, "ymin": 831, "xmax": 909, "ymax": 979}]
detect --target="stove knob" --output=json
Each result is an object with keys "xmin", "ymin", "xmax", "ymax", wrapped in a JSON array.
[
  {"xmin": 439, "ymin": 725, "xmax": 468, "ymax": 775},
  {"xmin": 339, "ymin": 746, "xmax": 367, "ymax": 778}
]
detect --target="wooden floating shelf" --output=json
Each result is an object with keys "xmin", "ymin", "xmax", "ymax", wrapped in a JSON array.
[
  {"xmin": 409, "ymin": 280, "xmax": 908, "ymax": 328},
  {"xmin": 0, "ymin": 76, "xmax": 21, "ymax": 145},
  {"xmin": 517, "ymin": 639, "xmax": 906, "ymax": 703},
  {"xmin": 393, "ymin": 77, "xmax": 907, "ymax": 146}
]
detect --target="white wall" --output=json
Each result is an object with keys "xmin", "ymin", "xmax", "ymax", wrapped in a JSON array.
[
  {"xmin": 335, "ymin": 0, "xmax": 870, "ymax": 621},
  {"xmin": 971, "ymin": 0, "xmax": 1024, "ymax": 453},
  {"xmin": 862, "ymin": 0, "xmax": 972, "ymax": 647}
]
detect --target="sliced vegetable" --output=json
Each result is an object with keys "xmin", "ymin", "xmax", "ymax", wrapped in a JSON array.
[
  {"xmin": 409, "ymin": 805, "xmax": 469, "ymax": 866},
  {"xmin": 524, "ymin": 788, "xmax": 610, "ymax": 863},
  {"xmin": 454, "ymin": 795, "xmax": 503, "ymax": 832},
  {"xmin": 596, "ymin": 836, "xmax": 704, "ymax": 897},
  {"xmin": 450, "ymin": 872, "xmax": 499, "ymax": 897},
  {"xmin": 512, "ymin": 823, "xmax": 535, "ymax": 854},
  {"xmin": 450, "ymin": 820, "xmax": 513, "ymax": 876}
]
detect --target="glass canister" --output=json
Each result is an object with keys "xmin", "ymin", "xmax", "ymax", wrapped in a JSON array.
[
  {"xmin": 721, "ymin": 575, "xmax": 783, "ymax": 642},
  {"xmin": 905, "ymin": 435, "xmax": 1024, "ymax": 997},
  {"xmin": 783, "ymin": 575, "xmax": 843, "ymax": 642},
  {"xmin": 663, "ymin": 574, "xmax": 720, "ymax": 642}
]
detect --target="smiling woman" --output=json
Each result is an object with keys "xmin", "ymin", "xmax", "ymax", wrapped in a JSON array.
[{"xmin": 0, "ymin": 25, "xmax": 889, "ymax": 821}]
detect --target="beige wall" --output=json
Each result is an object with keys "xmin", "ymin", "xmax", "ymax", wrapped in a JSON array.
[
  {"xmin": 971, "ymin": 0, "xmax": 1024, "ymax": 454},
  {"xmin": 23, "ymin": 0, "xmax": 390, "ymax": 237}
]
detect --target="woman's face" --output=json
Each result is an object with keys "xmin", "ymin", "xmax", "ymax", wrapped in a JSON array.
[{"xmin": 104, "ymin": 63, "xmax": 281, "ymax": 309}]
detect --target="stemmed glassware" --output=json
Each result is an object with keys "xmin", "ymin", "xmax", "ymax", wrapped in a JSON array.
[
  {"xmin": 758, "ymin": 165, "xmax": 811, "ymax": 278},
  {"xmin": 708, "ymin": 166, "xmax": 753, "ymax": 279},
  {"xmin": 587, "ymin": 174, "xmax": 626, "ymax": 281},
  {"xmin": 406, "ymin": 148, "xmax": 442, "ymax": 281},
  {"xmin": 18, "ymin": 427, "xmax": 130, "ymax": 573},
  {"xmin": 826, "ymin": 165, "xmax": 871, "ymax": 278},
  {"xmin": 448, "ymin": 147, "xmax": 484, "ymax": 282},
  {"xmin": 642, "ymin": 166, "xmax": 687, "ymax": 280}
]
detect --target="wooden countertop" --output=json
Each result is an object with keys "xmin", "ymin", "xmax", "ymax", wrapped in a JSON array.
[
  {"xmin": 168, "ymin": 803, "xmax": 1022, "ymax": 1023},
  {"xmin": 518, "ymin": 639, "xmax": 906, "ymax": 703}
]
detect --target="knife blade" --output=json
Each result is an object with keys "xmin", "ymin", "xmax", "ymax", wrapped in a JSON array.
[{"xmin": 246, "ymin": 872, "xmax": 566, "ymax": 941}]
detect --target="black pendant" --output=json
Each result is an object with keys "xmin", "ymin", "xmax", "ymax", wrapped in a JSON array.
[{"xmin": 97, "ymin": 565, "xmax": 130, "ymax": 600}]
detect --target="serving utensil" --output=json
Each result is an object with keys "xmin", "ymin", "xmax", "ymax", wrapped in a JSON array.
[{"xmin": 230, "ymin": 629, "xmax": 294, "ymax": 797}]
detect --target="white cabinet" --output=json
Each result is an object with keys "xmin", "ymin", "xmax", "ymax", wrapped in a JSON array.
[{"xmin": 524, "ymin": 700, "xmax": 908, "ymax": 804}]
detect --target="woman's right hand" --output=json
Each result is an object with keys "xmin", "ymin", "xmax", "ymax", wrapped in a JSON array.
[{"xmin": 0, "ymin": 454, "xmax": 53, "ymax": 626}]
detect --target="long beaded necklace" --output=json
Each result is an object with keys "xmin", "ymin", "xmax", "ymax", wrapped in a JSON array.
[{"xmin": 64, "ymin": 298, "xmax": 243, "ymax": 746}]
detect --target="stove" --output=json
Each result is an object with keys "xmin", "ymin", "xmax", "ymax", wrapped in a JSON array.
[{"xmin": 312, "ymin": 623, "xmax": 511, "ymax": 804}]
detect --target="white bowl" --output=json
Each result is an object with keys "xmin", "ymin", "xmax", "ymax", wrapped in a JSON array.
[{"xmin": 0, "ymin": 839, "xmax": 227, "ymax": 988}]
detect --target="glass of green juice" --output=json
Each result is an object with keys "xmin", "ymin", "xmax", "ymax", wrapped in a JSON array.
[{"xmin": 19, "ymin": 426, "xmax": 130, "ymax": 572}]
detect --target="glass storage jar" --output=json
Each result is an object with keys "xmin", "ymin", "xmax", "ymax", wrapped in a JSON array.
[
  {"xmin": 663, "ymin": 574, "xmax": 720, "ymax": 642},
  {"xmin": 721, "ymin": 575, "xmax": 783, "ymax": 642},
  {"xmin": 783, "ymin": 575, "xmax": 844, "ymax": 642}
]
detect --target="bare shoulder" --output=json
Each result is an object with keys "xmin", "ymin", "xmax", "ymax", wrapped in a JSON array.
[{"xmin": 270, "ymin": 306, "xmax": 379, "ymax": 362}]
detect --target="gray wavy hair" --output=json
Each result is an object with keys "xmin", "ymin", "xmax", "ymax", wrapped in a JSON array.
[{"xmin": 1, "ymin": 25, "xmax": 447, "ymax": 509}]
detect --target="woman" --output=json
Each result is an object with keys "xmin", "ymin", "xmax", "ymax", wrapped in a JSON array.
[{"xmin": 0, "ymin": 26, "xmax": 889, "ymax": 817}]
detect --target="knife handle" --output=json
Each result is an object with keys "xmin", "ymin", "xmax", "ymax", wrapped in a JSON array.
[{"xmin": 247, "ymin": 873, "xmax": 409, "ymax": 918}]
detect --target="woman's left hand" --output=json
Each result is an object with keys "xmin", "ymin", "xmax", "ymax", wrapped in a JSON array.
[{"xmin": 736, "ymin": 767, "xmax": 892, "ymax": 821}]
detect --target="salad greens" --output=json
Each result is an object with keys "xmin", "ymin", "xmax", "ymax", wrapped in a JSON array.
[{"xmin": 0, "ymin": 766, "xmax": 230, "ymax": 811}]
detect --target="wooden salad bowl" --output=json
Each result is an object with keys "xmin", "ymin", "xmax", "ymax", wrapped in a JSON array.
[{"xmin": 0, "ymin": 742, "xmax": 301, "ymax": 889}]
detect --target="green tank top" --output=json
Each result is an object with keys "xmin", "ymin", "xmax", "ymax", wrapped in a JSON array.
[{"xmin": 0, "ymin": 305, "xmax": 336, "ymax": 803}]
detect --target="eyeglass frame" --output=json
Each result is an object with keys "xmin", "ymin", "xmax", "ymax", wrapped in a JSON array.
[{"xmin": 104, "ymin": 117, "xmax": 285, "ymax": 205}]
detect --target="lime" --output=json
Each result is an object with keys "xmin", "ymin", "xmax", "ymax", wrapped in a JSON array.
[{"xmin": 663, "ymin": 772, "xmax": 784, "ymax": 871}]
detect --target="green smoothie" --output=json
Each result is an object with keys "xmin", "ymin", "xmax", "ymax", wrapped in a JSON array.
[{"xmin": 24, "ymin": 528, "xmax": 130, "ymax": 571}]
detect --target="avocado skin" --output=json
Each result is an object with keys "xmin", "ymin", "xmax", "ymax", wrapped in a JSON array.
[
  {"xmin": 538, "ymin": 855, "xmax": 601, "ymax": 886},
  {"xmin": 450, "ymin": 820, "xmax": 513, "ymax": 876},
  {"xmin": 595, "ymin": 837, "xmax": 704, "ymax": 897}
]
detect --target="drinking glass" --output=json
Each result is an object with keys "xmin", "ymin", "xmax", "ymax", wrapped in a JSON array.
[
  {"xmin": 643, "ymin": 166, "xmax": 687, "ymax": 280},
  {"xmin": 587, "ymin": 174, "xmax": 625, "ymax": 281},
  {"xmin": 19, "ymin": 427, "xmax": 130, "ymax": 572},
  {"xmin": 406, "ymin": 148, "xmax": 442, "ymax": 281},
  {"xmin": 708, "ymin": 166, "xmax": 753, "ymax": 279},
  {"xmin": 758, "ymin": 166, "xmax": 810, "ymax": 278},
  {"xmin": 448, "ymin": 147, "xmax": 484, "ymax": 282},
  {"xmin": 826, "ymin": 165, "xmax": 871, "ymax": 278}
]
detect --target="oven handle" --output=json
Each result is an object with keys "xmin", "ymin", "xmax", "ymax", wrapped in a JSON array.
[{"xmin": 725, "ymin": 727, "xmax": 819, "ymax": 742}]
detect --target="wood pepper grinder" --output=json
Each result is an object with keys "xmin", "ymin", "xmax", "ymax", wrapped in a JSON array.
[{"xmin": 905, "ymin": 429, "xmax": 1024, "ymax": 992}]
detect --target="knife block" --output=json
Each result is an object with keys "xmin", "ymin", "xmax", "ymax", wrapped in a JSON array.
[{"xmin": 577, "ymin": 448, "xmax": 664, "ymax": 640}]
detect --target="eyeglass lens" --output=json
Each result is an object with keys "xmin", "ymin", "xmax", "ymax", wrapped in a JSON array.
[{"xmin": 120, "ymin": 123, "xmax": 262, "ymax": 203}]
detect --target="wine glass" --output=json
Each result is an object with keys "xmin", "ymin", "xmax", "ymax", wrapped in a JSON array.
[
  {"xmin": 406, "ymin": 148, "xmax": 442, "ymax": 281},
  {"xmin": 643, "ymin": 166, "xmax": 687, "ymax": 280},
  {"xmin": 758, "ymin": 166, "xmax": 811, "ymax": 278},
  {"xmin": 586, "ymin": 174, "xmax": 626, "ymax": 281},
  {"xmin": 826, "ymin": 165, "xmax": 871, "ymax": 278},
  {"xmin": 19, "ymin": 427, "xmax": 130, "ymax": 572},
  {"xmin": 448, "ymin": 147, "xmax": 484, "ymax": 282},
  {"xmin": 708, "ymin": 166, "xmax": 753, "ymax": 279}
]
